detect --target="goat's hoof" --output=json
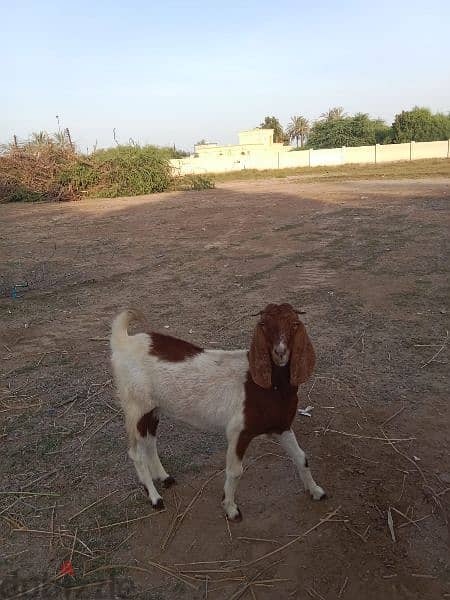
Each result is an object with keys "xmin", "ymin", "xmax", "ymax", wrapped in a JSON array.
[
  {"xmin": 311, "ymin": 486, "xmax": 326, "ymax": 501},
  {"xmin": 226, "ymin": 507, "xmax": 243, "ymax": 522},
  {"xmin": 153, "ymin": 498, "xmax": 165, "ymax": 510},
  {"xmin": 163, "ymin": 476, "xmax": 176, "ymax": 488}
]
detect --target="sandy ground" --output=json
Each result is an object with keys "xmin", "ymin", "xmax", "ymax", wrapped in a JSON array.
[{"xmin": 1, "ymin": 177, "xmax": 449, "ymax": 599}]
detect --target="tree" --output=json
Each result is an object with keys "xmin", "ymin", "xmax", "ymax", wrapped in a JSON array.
[
  {"xmin": 286, "ymin": 115, "xmax": 310, "ymax": 147},
  {"xmin": 30, "ymin": 131, "xmax": 50, "ymax": 145},
  {"xmin": 308, "ymin": 113, "xmax": 390, "ymax": 149},
  {"xmin": 53, "ymin": 131, "xmax": 69, "ymax": 147},
  {"xmin": 196, "ymin": 139, "xmax": 207, "ymax": 145},
  {"xmin": 319, "ymin": 106, "xmax": 346, "ymax": 121},
  {"xmin": 259, "ymin": 116, "xmax": 286, "ymax": 143},
  {"xmin": 372, "ymin": 118, "xmax": 392, "ymax": 144},
  {"xmin": 391, "ymin": 107, "xmax": 450, "ymax": 143}
]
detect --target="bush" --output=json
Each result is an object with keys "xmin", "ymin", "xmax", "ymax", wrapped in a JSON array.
[
  {"xmin": 0, "ymin": 143, "xmax": 78, "ymax": 202},
  {"xmin": 0, "ymin": 138, "xmax": 179, "ymax": 202},
  {"xmin": 0, "ymin": 181, "xmax": 44, "ymax": 202},
  {"xmin": 173, "ymin": 174, "xmax": 215, "ymax": 191},
  {"xmin": 61, "ymin": 145, "xmax": 173, "ymax": 197}
]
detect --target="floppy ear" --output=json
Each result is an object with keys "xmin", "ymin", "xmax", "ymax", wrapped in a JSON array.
[
  {"xmin": 249, "ymin": 325, "xmax": 272, "ymax": 389},
  {"xmin": 290, "ymin": 325, "xmax": 316, "ymax": 386}
]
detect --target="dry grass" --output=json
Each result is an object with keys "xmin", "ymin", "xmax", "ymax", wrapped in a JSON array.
[{"xmin": 212, "ymin": 157, "xmax": 450, "ymax": 183}]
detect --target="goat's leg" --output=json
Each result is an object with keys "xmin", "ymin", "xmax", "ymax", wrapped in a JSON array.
[
  {"xmin": 222, "ymin": 430, "xmax": 252, "ymax": 521},
  {"xmin": 142, "ymin": 435, "xmax": 175, "ymax": 487},
  {"xmin": 128, "ymin": 440, "xmax": 164, "ymax": 508},
  {"xmin": 277, "ymin": 429, "xmax": 326, "ymax": 500},
  {"xmin": 138, "ymin": 409, "xmax": 174, "ymax": 487}
]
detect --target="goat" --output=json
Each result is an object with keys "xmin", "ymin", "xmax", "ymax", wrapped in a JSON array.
[{"xmin": 110, "ymin": 303, "xmax": 326, "ymax": 521}]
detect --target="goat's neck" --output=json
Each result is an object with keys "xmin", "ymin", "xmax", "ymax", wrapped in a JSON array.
[{"xmin": 271, "ymin": 364, "xmax": 296, "ymax": 396}]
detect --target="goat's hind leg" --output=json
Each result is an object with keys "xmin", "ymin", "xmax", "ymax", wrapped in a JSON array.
[
  {"xmin": 126, "ymin": 410, "xmax": 166, "ymax": 509},
  {"xmin": 139, "ymin": 409, "xmax": 175, "ymax": 488},
  {"xmin": 137, "ymin": 408, "xmax": 175, "ymax": 488},
  {"xmin": 128, "ymin": 437, "xmax": 164, "ymax": 509}
]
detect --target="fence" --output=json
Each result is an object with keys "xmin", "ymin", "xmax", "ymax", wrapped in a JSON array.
[{"xmin": 170, "ymin": 139, "xmax": 450, "ymax": 175}]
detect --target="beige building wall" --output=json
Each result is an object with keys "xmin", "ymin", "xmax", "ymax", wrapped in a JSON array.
[
  {"xmin": 171, "ymin": 135, "xmax": 450, "ymax": 176},
  {"xmin": 238, "ymin": 129, "xmax": 274, "ymax": 145}
]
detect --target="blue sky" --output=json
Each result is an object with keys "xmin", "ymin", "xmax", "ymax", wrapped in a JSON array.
[{"xmin": 2, "ymin": 0, "xmax": 449, "ymax": 151}]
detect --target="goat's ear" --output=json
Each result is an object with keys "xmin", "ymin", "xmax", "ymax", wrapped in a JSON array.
[
  {"xmin": 249, "ymin": 325, "xmax": 272, "ymax": 389},
  {"xmin": 290, "ymin": 325, "xmax": 316, "ymax": 386}
]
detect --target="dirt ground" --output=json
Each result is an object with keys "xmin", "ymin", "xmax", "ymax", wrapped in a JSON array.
[{"xmin": 1, "ymin": 177, "xmax": 449, "ymax": 600}]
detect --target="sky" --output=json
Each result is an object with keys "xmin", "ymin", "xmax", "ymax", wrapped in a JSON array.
[{"xmin": 2, "ymin": 0, "xmax": 450, "ymax": 152}]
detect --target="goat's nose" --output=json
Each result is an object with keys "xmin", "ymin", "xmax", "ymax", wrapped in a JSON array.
[{"xmin": 274, "ymin": 343, "xmax": 287, "ymax": 357}]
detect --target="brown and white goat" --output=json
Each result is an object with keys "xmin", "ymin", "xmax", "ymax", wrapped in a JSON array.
[{"xmin": 110, "ymin": 303, "xmax": 326, "ymax": 521}]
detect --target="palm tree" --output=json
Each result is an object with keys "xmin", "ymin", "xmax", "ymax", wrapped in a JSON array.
[
  {"xmin": 319, "ymin": 106, "xmax": 346, "ymax": 121},
  {"xmin": 30, "ymin": 131, "xmax": 50, "ymax": 145},
  {"xmin": 53, "ymin": 131, "xmax": 68, "ymax": 147},
  {"xmin": 286, "ymin": 116, "xmax": 310, "ymax": 148}
]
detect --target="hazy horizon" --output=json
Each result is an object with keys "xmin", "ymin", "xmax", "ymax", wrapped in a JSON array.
[{"xmin": 2, "ymin": 0, "xmax": 450, "ymax": 152}]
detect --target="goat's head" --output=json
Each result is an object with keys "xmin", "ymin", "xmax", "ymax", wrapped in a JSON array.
[{"xmin": 248, "ymin": 303, "xmax": 315, "ymax": 389}]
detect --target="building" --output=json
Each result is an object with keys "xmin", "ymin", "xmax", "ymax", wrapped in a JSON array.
[{"xmin": 171, "ymin": 128, "xmax": 293, "ymax": 175}]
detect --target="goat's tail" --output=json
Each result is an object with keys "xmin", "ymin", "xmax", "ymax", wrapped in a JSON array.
[{"xmin": 110, "ymin": 308, "xmax": 146, "ymax": 351}]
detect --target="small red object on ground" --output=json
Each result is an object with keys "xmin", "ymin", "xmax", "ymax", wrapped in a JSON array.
[{"xmin": 60, "ymin": 560, "xmax": 74, "ymax": 577}]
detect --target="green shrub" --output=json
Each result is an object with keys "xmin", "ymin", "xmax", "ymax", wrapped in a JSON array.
[
  {"xmin": 83, "ymin": 145, "xmax": 173, "ymax": 197},
  {"xmin": 58, "ymin": 160, "xmax": 99, "ymax": 191},
  {"xmin": 173, "ymin": 174, "xmax": 215, "ymax": 191},
  {"xmin": 0, "ymin": 181, "xmax": 44, "ymax": 202}
]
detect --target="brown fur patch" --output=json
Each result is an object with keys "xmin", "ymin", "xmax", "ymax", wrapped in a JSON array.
[
  {"xmin": 236, "ymin": 430, "xmax": 254, "ymax": 461},
  {"xmin": 137, "ymin": 409, "xmax": 159, "ymax": 437},
  {"xmin": 238, "ymin": 366, "xmax": 298, "ymax": 457},
  {"xmin": 149, "ymin": 331, "xmax": 203, "ymax": 362}
]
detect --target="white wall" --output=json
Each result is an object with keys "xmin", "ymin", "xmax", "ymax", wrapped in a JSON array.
[{"xmin": 171, "ymin": 140, "xmax": 450, "ymax": 175}]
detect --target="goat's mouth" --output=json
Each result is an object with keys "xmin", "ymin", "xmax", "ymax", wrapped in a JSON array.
[{"xmin": 271, "ymin": 351, "xmax": 290, "ymax": 367}]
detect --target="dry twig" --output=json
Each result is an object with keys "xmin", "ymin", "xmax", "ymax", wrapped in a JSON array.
[
  {"xmin": 338, "ymin": 576, "xmax": 348, "ymax": 598},
  {"xmin": 381, "ymin": 405, "xmax": 406, "ymax": 427},
  {"xmin": 82, "ymin": 509, "xmax": 166, "ymax": 531},
  {"xmin": 237, "ymin": 507, "xmax": 340, "ymax": 569},
  {"xmin": 380, "ymin": 427, "xmax": 426, "ymax": 482},
  {"xmin": 68, "ymin": 489, "xmax": 118, "ymax": 521},
  {"xmin": 227, "ymin": 560, "xmax": 283, "ymax": 600},
  {"xmin": 161, "ymin": 469, "xmax": 224, "ymax": 551},
  {"xmin": 419, "ymin": 330, "xmax": 448, "ymax": 369},
  {"xmin": 84, "ymin": 562, "xmax": 197, "ymax": 590},
  {"xmin": 323, "ymin": 429, "xmax": 414, "ymax": 443},
  {"xmin": 387, "ymin": 507, "xmax": 396, "ymax": 542}
]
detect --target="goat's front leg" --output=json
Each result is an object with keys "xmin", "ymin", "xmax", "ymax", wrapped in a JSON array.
[
  {"xmin": 222, "ymin": 429, "xmax": 252, "ymax": 522},
  {"xmin": 277, "ymin": 429, "xmax": 326, "ymax": 500}
]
